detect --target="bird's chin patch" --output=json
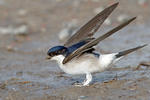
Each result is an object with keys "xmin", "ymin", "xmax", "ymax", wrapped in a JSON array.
[
  {"xmin": 50, "ymin": 57, "xmax": 56, "ymax": 61},
  {"xmin": 50, "ymin": 56, "xmax": 60, "ymax": 61},
  {"xmin": 50, "ymin": 55, "xmax": 65, "ymax": 62}
]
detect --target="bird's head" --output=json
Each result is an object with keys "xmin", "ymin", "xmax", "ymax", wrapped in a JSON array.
[{"xmin": 46, "ymin": 46, "xmax": 68, "ymax": 61}]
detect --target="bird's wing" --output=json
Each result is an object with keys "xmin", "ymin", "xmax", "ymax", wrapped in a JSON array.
[
  {"xmin": 64, "ymin": 2, "xmax": 119, "ymax": 47},
  {"xmin": 67, "ymin": 38, "xmax": 94, "ymax": 54},
  {"xmin": 115, "ymin": 44, "xmax": 147, "ymax": 58},
  {"xmin": 63, "ymin": 17, "xmax": 136, "ymax": 64}
]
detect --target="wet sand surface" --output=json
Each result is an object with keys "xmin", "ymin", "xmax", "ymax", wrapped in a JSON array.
[{"xmin": 0, "ymin": 0, "xmax": 150, "ymax": 100}]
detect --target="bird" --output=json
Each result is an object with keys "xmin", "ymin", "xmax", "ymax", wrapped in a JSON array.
[{"xmin": 46, "ymin": 2, "xmax": 147, "ymax": 86}]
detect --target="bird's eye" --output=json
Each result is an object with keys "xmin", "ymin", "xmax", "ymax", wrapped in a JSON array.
[
  {"xmin": 50, "ymin": 52, "xmax": 55, "ymax": 56},
  {"xmin": 50, "ymin": 53, "xmax": 53, "ymax": 56},
  {"xmin": 53, "ymin": 52, "xmax": 56, "ymax": 55}
]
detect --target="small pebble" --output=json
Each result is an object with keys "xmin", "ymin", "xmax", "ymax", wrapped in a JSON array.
[
  {"xmin": 117, "ymin": 14, "xmax": 129, "ymax": 23},
  {"xmin": 58, "ymin": 28, "xmax": 70, "ymax": 41},
  {"xmin": 0, "ymin": 25, "xmax": 28, "ymax": 35},
  {"xmin": 16, "ymin": 71, "xmax": 23, "ymax": 76},
  {"xmin": 78, "ymin": 96, "xmax": 88, "ymax": 100},
  {"xmin": 58, "ymin": 19, "xmax": 78, "ymax": 41},
  {"xmin": 138, "ymin": 0, "xmax": 147, "ymax": 6},
  {"xmin": 12, "ymin": 87, "xmax": 17, "ymax": 91},
  {"xmin": 6, "ymin": 45, "xmax": 18, "ymax": 52},
  {"xmin": 18, "ymin": 9, "xmax": 27, "ymax": 16},
  {"xmin": 0, "ymin": 82, "xmax": 6, "ymax": 89}
]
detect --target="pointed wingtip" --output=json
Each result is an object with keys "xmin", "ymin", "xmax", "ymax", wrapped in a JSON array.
[
  {"xmin": 109, "ymin": 2, "xmax": 119, "ymax": 9},
  {"xmin": 116, "ymin": 44, "xmax": 147, "ymax": 58},
  {"xmin": 110, "ymin": 2, "xmax": 119, "ymax": 6},
  {"xmin": 130, "ymin": 16, "xmax": 137, "ymax": 21},
  {"xmin": 130, "ymin": 44, "xmax": 148, "ymax": 52},
  {"xmin": 125, "ymin": 17, "xmax": 136, "ymax": 24},
  {"xmin": 114, "ymin": 2, "xmax": 119, "ymax": 6},
  {"xmin": 139, "ymin": 44, "xmax": 148, "ymax": 48}
]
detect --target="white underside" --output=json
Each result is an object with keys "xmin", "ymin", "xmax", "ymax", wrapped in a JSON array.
[{"xmin": 51, "ymin": 53, "xmax": 120, "ymax": 75}]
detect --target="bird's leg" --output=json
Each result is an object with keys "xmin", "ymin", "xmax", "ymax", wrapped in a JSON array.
[
  {"xmin": 82, "ymin": 73, "xmax": 92, "ymax": 86},
  {"xmin": 74, "ymin": 73, "xmax": 92, "ymax": 87}
]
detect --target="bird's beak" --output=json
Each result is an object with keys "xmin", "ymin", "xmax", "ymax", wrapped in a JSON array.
[{"xmin": 46, "ymin": 56, "xmax": 51, "ymax": 60}]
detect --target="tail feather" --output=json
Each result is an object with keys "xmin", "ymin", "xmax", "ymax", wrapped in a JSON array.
[{"xmin": 116, "ymin": 44, "xmax": 147, "ymax": 58}]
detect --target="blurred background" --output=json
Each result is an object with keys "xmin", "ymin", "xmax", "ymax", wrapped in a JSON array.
[{"xmin": 0, "ymin": 0, "xmax": 150, "ymax": 100}]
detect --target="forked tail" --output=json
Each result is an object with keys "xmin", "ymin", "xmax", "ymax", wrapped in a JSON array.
[{"xmin": 115, "ymin": 44, "xmax": 147, "ymax": 58}]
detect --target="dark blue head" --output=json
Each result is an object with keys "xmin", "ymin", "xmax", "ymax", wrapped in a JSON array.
[{"xmin": 47, "ymin": 46, "xmax": 68, "ymax": 59}]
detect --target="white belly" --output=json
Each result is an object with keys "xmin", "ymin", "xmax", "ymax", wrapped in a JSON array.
[
  {"xmin": 60, "ymin": 60, "xmax": 99, "ymax": 74},
  {"xmin": 52, "ymin": 53, "xmax": 117, "ymax": 75}
]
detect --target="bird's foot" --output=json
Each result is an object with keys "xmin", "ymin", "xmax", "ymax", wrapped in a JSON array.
[
  {"xmin": 74, "ymin": 82, "xmax": 83, "ymax": 87},
  {"xmin": 73, "ymin": 81, "xmax": 89, "ymax": 87},
  {"xmin": 113, "ymin": 73, "xmax": 118, "ymax": 81}
]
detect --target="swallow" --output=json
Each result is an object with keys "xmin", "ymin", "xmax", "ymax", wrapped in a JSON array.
[{"xmin": 46, "ymin": 2, "xmax": 147, "ymax": 86}]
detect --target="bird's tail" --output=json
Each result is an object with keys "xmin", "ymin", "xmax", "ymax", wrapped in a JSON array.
[{"xmin": 115, "ymin": 44, "xmax": 147, "ymax": 58}]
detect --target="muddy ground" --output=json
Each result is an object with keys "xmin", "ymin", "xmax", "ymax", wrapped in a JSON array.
[{"xmin": 0, "ymin": 0, "xmax": 150, "ymax": 100}]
